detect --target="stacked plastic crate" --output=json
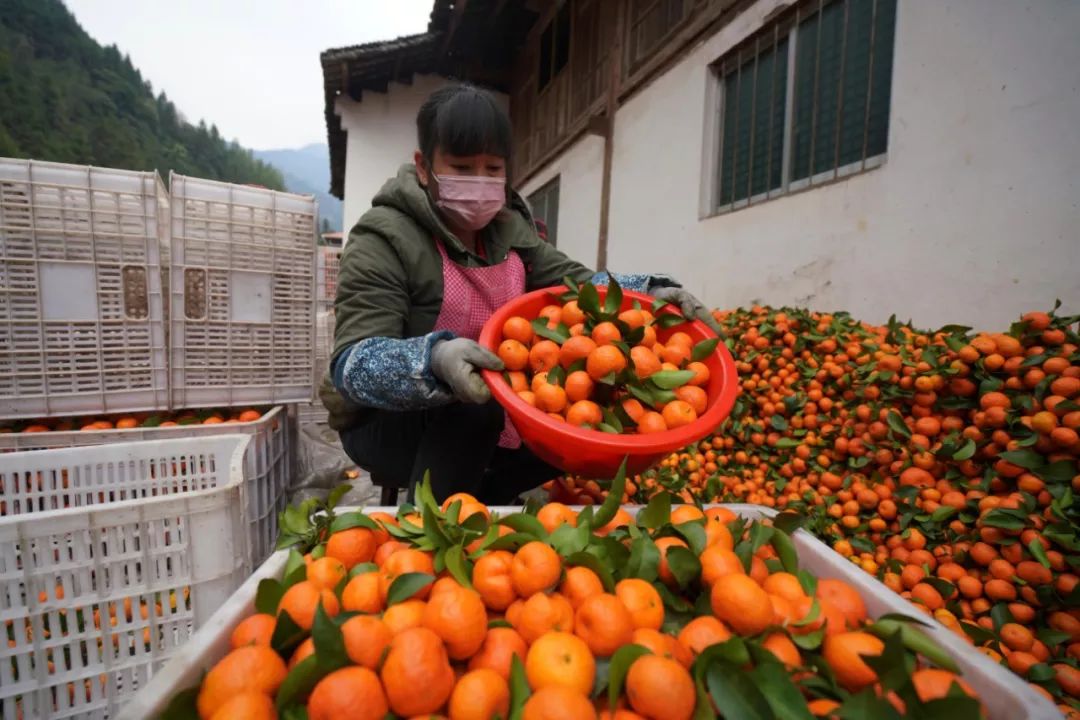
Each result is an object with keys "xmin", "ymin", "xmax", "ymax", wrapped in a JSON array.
[
  {"xmin": 0, "ymin": 160, "xmax": 323, "ymax": 566},
  {"xmin": 294, "ymin": 245, "xmax": 342, "ymax": 426}
]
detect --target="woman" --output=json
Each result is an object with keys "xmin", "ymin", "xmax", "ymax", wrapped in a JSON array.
[{"xmin": 323, "ymin": 84, "xmax": 719, "ymax": 503}]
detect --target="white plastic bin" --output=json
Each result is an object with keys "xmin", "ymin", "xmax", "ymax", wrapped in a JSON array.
[
  {"xmin": 0, "ymin": 407, "xmax": 292, "ymax": 567},
  {"xmin": 296, "ymin": 309, "xmax": 335, "ymax": 426},
  {"xmin": 168, "ymin": 173, "xmax": 318, "ymax": 410},
  {"xmin": 0, "ymin": 435, "xmax": 250, "ymax": 720},
  {"xmin": 123, "ymin": 505, "xmax": 1060, "ymax": 720},
  {"xmin": 0, "ymin": 158, "xmax": 170, "ymax": 419},
  {"xmin": 315, "ymin": 245, "xmax": 341, "ymax": 312}
]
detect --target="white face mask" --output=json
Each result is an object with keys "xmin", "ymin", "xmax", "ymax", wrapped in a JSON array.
[{"xmin": 432, "ymin": 173, "xmax": 506, "ymax": 230}]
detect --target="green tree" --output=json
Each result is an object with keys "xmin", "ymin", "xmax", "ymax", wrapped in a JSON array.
[{"xmin": 0, "ymin": 0, "xmax": 285, "ymax": 189}]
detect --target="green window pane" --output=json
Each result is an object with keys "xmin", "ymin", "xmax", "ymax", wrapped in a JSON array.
[
  {"xmin": 793, "ymin": 0, "xmax": 896, "ymax": 180},
  {"xmin": 718, "ymin": 38, "xmax": 787, "ymax": 205}
]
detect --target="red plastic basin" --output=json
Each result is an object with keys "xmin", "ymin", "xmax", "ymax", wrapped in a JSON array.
[{"xmin": 479, "ymin": 286, "xmax": 739, "ymax": 479}]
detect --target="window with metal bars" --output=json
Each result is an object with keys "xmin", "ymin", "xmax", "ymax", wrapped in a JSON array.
[
  {"xmin": 528, "ymin": 177, "xmax": 561, "ymax": 247},
  {"xmin": 713, "ymin": 0, "xmax": 896, "ymax": 213}
]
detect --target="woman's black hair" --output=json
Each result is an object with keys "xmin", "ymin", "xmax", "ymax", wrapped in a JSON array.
[{"xmin": 416, "ymin": 84, "xmax": 513, "ymax": 162}]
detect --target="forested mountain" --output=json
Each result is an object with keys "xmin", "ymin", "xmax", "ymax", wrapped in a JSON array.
[
  {"xmin": 0, "ymin": 0, "xmax": 284, "ymax": 189},
  {"xmin": 255, "ymin": 144, "xmax": 343, "ymax": 231}
]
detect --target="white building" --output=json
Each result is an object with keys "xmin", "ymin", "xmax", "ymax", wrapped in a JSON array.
[{"xmin": 321, "ymin": 0, "xmax": 1079, "ymax": 330}]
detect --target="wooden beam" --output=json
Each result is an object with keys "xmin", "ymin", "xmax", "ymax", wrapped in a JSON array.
[
  {"xmin": 486, "ymin": 0, "xmax": 509, "ymax": 29},
  {"xmin": 595, "ymin": 2, "xmax": 625, "ymax": 272},
  {"xmin": 441, "ymin": 0, "xmax": 470, "ymax": 55}
]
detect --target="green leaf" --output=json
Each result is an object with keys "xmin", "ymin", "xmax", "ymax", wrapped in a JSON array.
[
  {"xmin": 637, "ymin": 492, "xmax": 673, "ymax": 528},
  {"xmin": 705, "ymin": 660, "xmax": 776, "ymax": 720},
  {"xmin": 930, "ymin": 506, "xmax": 958, "ymax": 523},
  {"xmin": 997, "ymin": 449, "xmax": 1045, "ymax": 470},
  {"xmin": 773, "ymin": 512, "xmax": 805, "ymax": 535},
  {"xmin": 565, "ymin": 552, "xmax": 616, "ymax": 593},
  {"xmin": 507, "ymin": 655, "xmax": 531, "ymax": 720},
  {"xmin": 980, "ymin": 508, "xmax": 1026, "ymax": 531},
  {"xmin": 861, "ymin": 627, "xmax": 914, "ymax": 691},
  {"xmin": 745, "ymin": 650, "xmax": 815, "ymax": 720},
  {"xmin": 281, "ymin": 706, "xmax": 309, "ymax": 720},
  {"xmin": 445, "ymin": 544, "xmax": 474, "ymax": 589},
  {"xmin": 601, "ymin": 406, "xmax": 624, "ymax": 434},
  {"xmin": 791, "ymin": 627, "xmax": 825, "ymax": 650},
  {"xmin": 386, "ymin": 573, "xmax": 434, "ymax": 606},
  {"xmin": 886, "ymin": 411, "xmax": 911, "ymax": 439},
  {"xmin": 531, "ymin": 317, "xmax": 570, "ymax": 344},
  {"xmin": 283, "ymin": 549, "xmax": 307, "ymax": 584},
  {"xmin": 255, "ymin": 578, "xmax": 285, "ymax": 615},
  {"xmin": 603, "ymin": 275, "xmax": 623, "ymax": 315},
  {"xmin": 960, "ymin": 620, "xmax": 996, "ymax": 645},
  {"xmin": 867, "ymin": 619, "xmax": 960, "ymax": 673},
  {"xmin": 606, "ymin": 644, "xmax": 651, "ymax": 710},
  {"xmin": 655, "ymin": 313, "xmax": 687, "ymax": 330},
  {"xmin": 770, "ymin": 529, "xmax": 799, "ymax": 574},
  {"xmin": 624, "ymin": 535, "xmax": 661, "ymax": 583},
  {"xmin": 650, "ymin": 370, "xmax": 696, "ymax": 390},
  {"xmin": 666, "ymin": 546, "xmax": 702, "ymax": 589},
  {"xmin": 499, "ymin": 513, "xmax": 549, "ymax": 538},
  {"xmin": 416, "ymin": 472, "xmax": 442, "ymax": 518},
  {"xmin": 548, "ymin": 522, "xmax": 591, "ymax": 556},
  {"xmin": 346, "ymin": 561, "xmax": 376, "ymax": 579},
  {"xmin": 311, "ymin": 601, "xmax": 348, "ymax": 670},
  {"xmin": 156, "ymin": 685, "xmax": 199, "ymax": 720},
  {"xmin": 773, "ymin": 437, "xmax": 800, "ymax": 449},
  {"xmin": 953, "ymin": 438, "xmax": 977, "ymax": 461},
  {"xmin": 591, "ymin": 458, "xmax": 628, "ymax": 531},
  {"xmin": 990, "ymin": 603, "xmax": 1014, "ymax": 632},
  {"xmin": 691, "ymin": 337, "xmax": 720, "ymax": 362},
  {"xmin": 270, "ymin": 609, "xmax": 306, "ymax": 658},
  {"xmin": 674, "ymin": 521, "xmax": 708, "ymax": 556},
  {"xmin": 1028, "ymin": 538, "xmax": 1052, "ymax": 569},
  {"xmin": 628, "ymin": 382, "xmax": 659, "ymax": 409},
  {"xmin": 578, "ymin": 283, "xmax": 602, "ymax": 317},
  {"xmin": 329, "ymin": 511, "xmax": 379, "ymax": 534},
  {"xmin": 836, "ymin": 690, "xmax": 903, "ymax": 720},
  {"xmin": 770, "ymin": 415, "xmax": 789, "ymax": 431},
  {"xmin": 792, "ymin": 598, "xmax": 821, "ymax": 628},
  {"xmin": 325, "ymin": 483, "xmax": 352, "ymax": 511},
  {"xmin": 275, "ymin": 532, "xmax": 303, "ymax": 552},
  {"xmin": 275, "ymin": 655, "xmax": 327, "ymax": 710},
  {"xmin": 485, "ymin": 532, "xmax": 540, "ymax": 552},
  {"xmin": 422, "ymin": 501, "xmax": 452, "ymax": 550}
]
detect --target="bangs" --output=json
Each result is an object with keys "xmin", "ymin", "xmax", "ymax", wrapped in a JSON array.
[{"xmin": 418, "ymin": 85, "xmax": 512, "ymax": 161}]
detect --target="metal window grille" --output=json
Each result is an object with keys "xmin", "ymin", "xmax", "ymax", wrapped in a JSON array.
[
  {"xmin": 527, "ymin": 177, "xmax": 561, "ymax": 248},
  {"xmin": 715, "ymin": 0, "xmax": 896, "ymax": 213}
]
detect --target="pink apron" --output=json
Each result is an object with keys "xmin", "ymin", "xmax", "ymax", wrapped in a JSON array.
[{"xmin": 432, "ymin": 238, "xmax": 525, "ymax": 448}]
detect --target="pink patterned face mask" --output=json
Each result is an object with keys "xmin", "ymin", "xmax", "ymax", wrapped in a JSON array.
[{"xmin": 432, "ymin": 173, "xmax": 506, "ymax": 231}]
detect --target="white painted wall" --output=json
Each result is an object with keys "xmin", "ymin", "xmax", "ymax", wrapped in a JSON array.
[
  {"xmin": 519, "ymin": 133, "xmax": 606, "ymax": 269},
  {"xmin": 337, "ymin": 76, "xmax": 512, "ymax": 243},
  {"xmin": 574, "ymin": 0, "xmax": 1080, "ymax": 329}
]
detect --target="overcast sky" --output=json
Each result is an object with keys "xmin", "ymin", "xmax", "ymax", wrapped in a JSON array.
[{"xmin": 64, "ymin": 0, "xmax": 432, "ymax": 150}]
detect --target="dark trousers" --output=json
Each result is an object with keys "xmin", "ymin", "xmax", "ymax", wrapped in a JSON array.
[{"xmin": 339, "ymin": 400, "xmax": 559, "ymax": 505}]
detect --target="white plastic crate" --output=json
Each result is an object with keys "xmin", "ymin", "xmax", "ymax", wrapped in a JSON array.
[
  {"xmin": 123, "ymin": 505, "xmax": 1059, "ymax": 720},
  {"xmin": 315, "ymin": 245, "xmax": 341, "ymax": 312},
  {"xmin": 0, "ymin": 435, "xmax": 250, "ymax": 720},
  {"xmin": 296, "ymin": 309, "xmax": 335, "ymax": 426},
  {"xmin": 0, "ymin": 158, "xmax": 169, "ymax": 419},
  {"xmin": 168, "ymin": 174, "xmax": 317, "ymax": 410},
  {"xmin": 0, "ymin": 407, "xmax": 292, "ymax": 567}
]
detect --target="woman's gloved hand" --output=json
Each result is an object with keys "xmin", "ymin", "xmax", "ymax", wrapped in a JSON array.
[
  {"xmin": 431, "ymin": 338, "xmax": 504, "ymax": 404},
  {"xmin": 651, "ymin": 286, "xmax": 725, "ymax": 337}
]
